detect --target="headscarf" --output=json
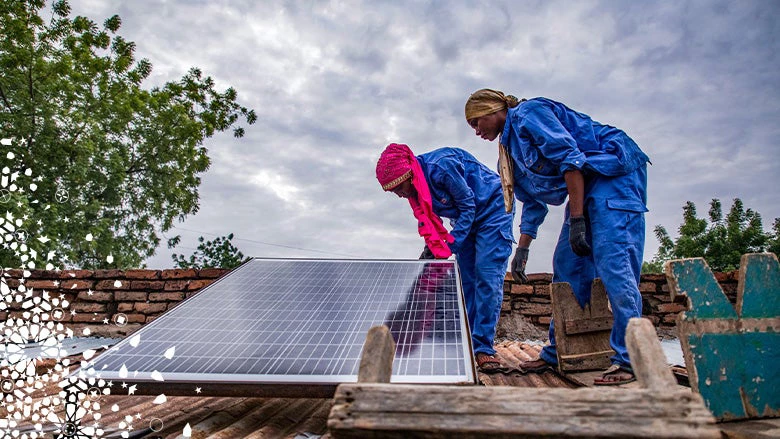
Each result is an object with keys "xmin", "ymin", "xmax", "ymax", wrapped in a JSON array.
[
  {"xmin": 465, "ymin": 88, "xmax": 525, "ymax": 213},
  {"xmin": 376, "ymin": 143, "xmax": 454, "ymax": 258},
  {"xmin": 464, "ymin": 88, "xmax": 522, "ymax": 121}
]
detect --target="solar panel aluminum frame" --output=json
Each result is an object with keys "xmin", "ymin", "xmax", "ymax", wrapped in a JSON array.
[{"xmin": 84, "ymin": 258, "xmax": 477, "ymax": 397}]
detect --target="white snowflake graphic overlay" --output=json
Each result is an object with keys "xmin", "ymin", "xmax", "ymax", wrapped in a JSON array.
[{"xmin": 0, "ymin": 138, "xmax": 187, "ymax": 438}]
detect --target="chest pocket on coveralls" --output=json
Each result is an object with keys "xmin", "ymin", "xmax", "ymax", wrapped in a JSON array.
[
  {"xmin": 521, "ymin": 143, "xmax": 558, "ymax": 177},
  {"xmin": 517, "ymin": 143, "xmax": 567, "ymax": 201},
  {"xmin": 527, "ymin": 155, "xmax": 558, "ymax": 177}
]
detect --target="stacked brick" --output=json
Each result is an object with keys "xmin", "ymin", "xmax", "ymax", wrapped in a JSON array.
[
  {"xmin": 501, "ymin": 270, "xmax": 739, "ymax": 331},
  {"xmin": 502, "ymin": 273, "xmax": 554, "ymax": 327},
  {"xmin": 0, "ymin": 268, "xmax": 230, "ymax": 326}
]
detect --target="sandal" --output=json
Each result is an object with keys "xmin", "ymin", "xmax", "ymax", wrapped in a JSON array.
[
  {"xmin": 594, "ymin": 364, "xmax": 636, "ymax": 386},
  {"xmin": 475, "ymin": 353, "xmax": 503, "ymax": 373},
  {"xmin": 517, "ymin": 358, "xmax": 553, "ymax": 373}
]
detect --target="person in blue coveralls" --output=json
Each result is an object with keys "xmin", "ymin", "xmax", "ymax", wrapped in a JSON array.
[
  {"xmin": 375, "ymin": 143, "xmax": 514, "ymax": 372},
  {"xmin": 463, "ymin": 89, "xmax": 650, "ymax": 385}
]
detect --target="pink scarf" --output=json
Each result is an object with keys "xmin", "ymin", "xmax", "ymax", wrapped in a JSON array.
[{"xmin": 376, "ymin": 143, "xmax": 454, "ymax": 258}]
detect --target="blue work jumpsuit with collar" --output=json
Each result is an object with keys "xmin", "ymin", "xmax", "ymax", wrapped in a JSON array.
[
  {"xmin": 417, "ymin": 148, "xmax": 515, "ymax": 356},
  {"xmin": 500, "ymin": 98, "xmax": 650, "ymax": 368}
]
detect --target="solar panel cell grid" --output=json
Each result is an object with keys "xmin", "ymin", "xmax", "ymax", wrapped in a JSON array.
[{"xmin": 92, "ymin": 259, "xmax": 475, "ymax": 386}]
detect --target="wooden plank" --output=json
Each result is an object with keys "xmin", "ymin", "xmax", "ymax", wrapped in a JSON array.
[
  {"xmin": 674, "ymin": 317, "xmax": 779, "ymax": 333},
  {"xmin": 358, "ymin": 325, "xmax": 395, "ymax": 383},
  {"xmin": 558, "ymin": 350, "xmax": 614, "ymax": 371},
  {"xmin": 737, "ymin": 253, "xmax": 780, "ymax": 318},
  {"xmin": 564, "ymin": 315, "xmax": 613, "ymax": 334},
  {"xmin": 667, "ymin": 253, "xmax": 780, "ymax": 422},
  {"xmin": 625, "ymin": 317, "xmax": 676, "ymax": 391},
  {"xmin": 328, "ymin": 384, "xmax": 718, "ymax": 438},
  {"xmin": 679, "ymin": 321, "xmax": 780, "ymax": 420},
  {"xmin": 551, "ymin": 280, "xmax": 613, "ymax": 371}
]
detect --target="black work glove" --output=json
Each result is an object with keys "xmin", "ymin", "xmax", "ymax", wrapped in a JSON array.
[
  {"xmin": 511, "ymin": 247, "xmax": 529, "ymax": 283},
  {"xmin": 419, "ymin": 246, "xmax": 435, "ymax": 260},
  {"xmin": 569, "ymin": 215, "xmax": 592, "ymax": 256}
]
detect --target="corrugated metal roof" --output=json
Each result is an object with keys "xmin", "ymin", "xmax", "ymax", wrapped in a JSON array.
[
  {"xmin": 478, "ymin": 340, "xmax": 580, "ymax": 389},
  {"xmin": 10, "ymin": 340, "xmax": 578, "ymax": 438}
]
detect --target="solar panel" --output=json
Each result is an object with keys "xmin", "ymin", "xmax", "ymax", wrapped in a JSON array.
[{"xmin": 86, "ymin": 259, "xmax": 476, "ymax": 396}]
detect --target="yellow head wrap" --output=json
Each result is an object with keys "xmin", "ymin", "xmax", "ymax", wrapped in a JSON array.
[{"xmin": 464, "ymin": 88, "xmax": 521, "ymax": 121}]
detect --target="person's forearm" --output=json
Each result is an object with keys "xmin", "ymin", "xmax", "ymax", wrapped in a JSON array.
[
  {"xmin": 517, "ymin": 233, "xmax": 534, "ymax": 248},
  {"xmin": 563, "ymin": 170, "xmax": 585, "ymax": 217}
]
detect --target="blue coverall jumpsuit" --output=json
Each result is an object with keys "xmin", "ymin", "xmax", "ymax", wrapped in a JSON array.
[
  {"xmin": 500, "ymin": 98, "xmax": 650, "ymax": 367},
  {"xmin": 417, "ymin": 148, "xmax": 515, "ymax": 356}
]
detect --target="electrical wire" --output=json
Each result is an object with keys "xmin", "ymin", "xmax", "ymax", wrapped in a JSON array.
[{"xmin": 170, "ymin": 226, "xmax": 360, "ymax": 258}]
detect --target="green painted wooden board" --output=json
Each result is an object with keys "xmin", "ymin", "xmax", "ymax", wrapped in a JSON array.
[
  {"xmin": 667, "ymin": 253, "xmax": 780, "ymax": 421},
  {"xmin": 688, "ymin": 332, "xmax": 779, "ymax": 419},
  {"xmin": 739, "ymin": 253, "xmax": 780, "ymax": 318},
  {"xmin": 669, "ymin": 258, "xmax": 736, "ymax": 319}
]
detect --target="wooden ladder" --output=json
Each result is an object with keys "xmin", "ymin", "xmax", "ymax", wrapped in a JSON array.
[{"xmin": 328, "ymin": 319, "xmax": 718, "ymax": 438}]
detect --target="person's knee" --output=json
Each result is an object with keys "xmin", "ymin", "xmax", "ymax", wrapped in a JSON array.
[{"xmin": 608, "ymin": 291, "xmax": 642, "ymax": 317}]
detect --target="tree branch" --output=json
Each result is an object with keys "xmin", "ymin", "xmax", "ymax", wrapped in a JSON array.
[
  {"xmin": 27, "ymin": 35, "xmax": 36, "ymax": 148},
  {"xmin": 0, "ymin": 84, "xmax": 14, "ymax": 112}
]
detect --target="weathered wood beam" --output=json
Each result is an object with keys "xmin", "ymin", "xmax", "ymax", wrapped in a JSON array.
[
  {"xmin": 564, "ymin": 315, "xmax": 613, "ymax": 335},
  {"xmin": 551, "ymin": 279, "xmax": 613, "ymax": 371},
  {"xmin": 328, "ymin": 317, "xmax": 718, "ymax": 438},
  {"xmin": 625, "ymin": 317, "xmax": 676, "ymax": 391},
  {"xmin": 329, "ymin": 384, "xmax": 718, "ymax": 438},
  {"xmin": 357, "ymin": 325, "xmax": 395, "ymax": 384}
]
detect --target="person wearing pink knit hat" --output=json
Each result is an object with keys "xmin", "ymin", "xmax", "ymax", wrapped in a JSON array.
[{"xmin": 376, "ymin": 143, "xmax": 514, "ymax": 371}]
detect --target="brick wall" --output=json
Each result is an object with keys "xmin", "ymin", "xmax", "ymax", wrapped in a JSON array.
[
  {"xmin": 2, "ymin": 268, "xmax": 739, "ymax": 338},
  {"xmin": 0, "ymin": 268, "xmax": 230, "ymax": 337},
  {"xmin": 499, "ymin": 270, "xmax": 739, "ymax": 337}
]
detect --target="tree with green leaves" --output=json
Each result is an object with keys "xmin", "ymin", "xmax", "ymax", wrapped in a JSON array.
[
  {"xmin": 643, "ymin": 198, "xmax": 777, "ymax": 273},
  {"xmin": 768, "ymin": 219, "xmax": 780, "ymax": 257},
  {"xmin": 171, "ymin": 233, "xmax": 248, "ymax": 269},
  {"xmin": 0, "ymin": 0, "xmax": 255, "ymax": 269}
]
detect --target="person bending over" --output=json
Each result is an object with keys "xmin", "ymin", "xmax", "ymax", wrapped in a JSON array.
[
  {"xmin": 376, "ymin": 143, "xmax": 514, "ymax": 372},
  {"xmin": 464, "ymin": 89, "xmax": 650, "ymax": 385}
]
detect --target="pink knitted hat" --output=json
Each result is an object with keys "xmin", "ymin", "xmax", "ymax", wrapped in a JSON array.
[{"xmin": 376, "ymin": 143, "xmax": 414, "ymax": 190}]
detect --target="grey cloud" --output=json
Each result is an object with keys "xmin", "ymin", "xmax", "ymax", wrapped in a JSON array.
[{"xmin": 61, "ymin": 0, "xmax": 780, "ymax": 270}]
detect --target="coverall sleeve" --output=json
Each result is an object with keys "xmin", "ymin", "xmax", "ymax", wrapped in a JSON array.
[
  {"xmin": 514, "ymin": 183, "xmax": 548, "ymax": 239},
  {"xmin": 519, "ymin": 100, "xmax": 588, "ymax": 174},
  {"xmin": 431, "ymin": 164, "xmax": 475, "ymax": 255}
]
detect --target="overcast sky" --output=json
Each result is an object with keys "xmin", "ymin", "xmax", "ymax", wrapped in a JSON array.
[{"xmin": 69, "ymin": 0, "xmax": 780, "ymax": 273}]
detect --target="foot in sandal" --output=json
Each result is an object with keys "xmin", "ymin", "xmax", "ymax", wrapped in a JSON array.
[
  {"xmin": 593, "ymin": 364, "xmax": 636, "ymax": 386},
  {"xmin": 475, "ymin": 352, "xmax": 502, "ymax": 372}
]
